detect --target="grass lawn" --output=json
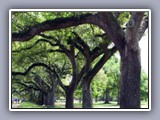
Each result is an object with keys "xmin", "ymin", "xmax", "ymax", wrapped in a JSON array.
[
  {"xmin": 18, "ymin": 102, "xmax": 47, "ymax": 108},
  {"xmin": 17, "ymin": 100, "xmax": 148, "ymax": 109},
  {"xmin": 141, "ymin": 101, "xmax": 149, "ymax": 108}
]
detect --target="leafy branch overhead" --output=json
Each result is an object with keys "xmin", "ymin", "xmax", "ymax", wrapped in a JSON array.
[{"xmin": 12, "ymin": 12, "xmax": 148, "ymax": 51}]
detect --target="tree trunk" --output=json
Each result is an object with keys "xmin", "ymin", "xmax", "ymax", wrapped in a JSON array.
[
  {"xmin": 79, "ymin": 97, "xmax": 82, "ymax": 103},
  {"xmin": 48, "ymin": 74, "xmax": 57, "ymax": 108},
  {"xmin": 37, "ymin": 92, "xmax": 43, "ymax": 105},
  {"xmin": 120, "ymin": 47, "xmax": 141, "ymax": 108},
  {"xmin": 119, "ymin": 12, "xmax": 144, "ymax": 109},
  {"xmin": 43, "ymin": 93, "xmax": 48, "ymax": 105},
  {"xmin": 104, "ymin": 88, "xmax": 110, "ymax": 104},
  {"xmin": 29, "ymin": 89, "xmax": 34, "ymax": 102},
  {"xmin": 82, "ymin": 80, "xmax": 93, "ymax": 108},
  {"xmin": 117, "ymin": 91, "xmax": 120, "ymax": 105},
  {"xmin": 48, "ymin": 91, "xmax": 54, "ymax": 108},
  {"xmin": 65, "ymin": 90, "xmax": 74, "ymax": 108},
  {"xmin": 95, "ymin": 96, "xmax": 98, "ymax": 102}
]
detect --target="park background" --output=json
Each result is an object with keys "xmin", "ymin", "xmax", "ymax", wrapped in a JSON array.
[
  {"xmin": 0, "ymin": 0, "xmax": 158, "ymax": 120},
  {"xmin": 10, "ymin": 10, "xmax": 149, "ymax": 110}
]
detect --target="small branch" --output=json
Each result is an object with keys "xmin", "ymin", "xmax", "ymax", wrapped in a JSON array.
[
  {"xmin": 85, "ymin": 46, "xmax": 117, "ymax": 83},
  {"xmin": 73, "ymin": 32, "xmax": 91, "ymax": 57},
  {"xmin": 90, "ymin": 46, "xmax": 103, "ymax": 60},
  {"xmin": 47, "ymin": 49, "xmax": 65, "ymax": 53}
]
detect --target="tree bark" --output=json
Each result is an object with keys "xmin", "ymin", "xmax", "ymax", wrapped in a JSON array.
[
  {"xmin": 82, "ymin": 80, "xmax": 93, "ymax": 108},
  {"xmin": 48, "ymin": 91, "xmax": 54, "ymax": 108},
  {"xmin": 120, "ymin": 47, "xmax": 141, "ymax": 108},
  {"xmin": 81, "ymin": 48, "xmax": 117, "ymax": 108},
  {"xmin": 43, "ymin": 93, "xmax": 48, "ymax": 105},
  {"xmin": 48, "ymin": 73, "xmax": 57, "ymax": 108},
  {"xmin": 117, "ymin": 91, "xmax": 120, "ymax": 105},
  {"xmin": 65, "ymin": 90, "xmax": 74, "ymax": 108},
  {"xmin": 119, "ymin": 12, "xmax": 144, "ymax": 108}
]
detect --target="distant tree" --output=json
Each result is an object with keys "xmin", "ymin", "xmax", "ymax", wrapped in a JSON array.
[
  {"xmin": 103, "ymin": 55, "xmax": 120, "ymax": 104},
  {"xmin": 91, "ymin": 69, "xmax": 107, "ymax": 102}
]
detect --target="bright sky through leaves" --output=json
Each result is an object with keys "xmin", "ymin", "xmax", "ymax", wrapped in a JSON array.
[{"xmin": 139, "ymin": 29, "xmax": 148, "ymax": 73}]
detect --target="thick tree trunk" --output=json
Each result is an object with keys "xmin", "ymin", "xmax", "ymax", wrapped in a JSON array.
[
  {"xmin": 48, "ymin": 91, "xmax": 54, "ymax": 108},
  {"xmin": 82, "ymin": 80, "xmax": 93, "ymax": 108},
  {"xmin": 104, "ymin": 88, "xmax": 110, "ymax": 104},
  {"xmin": 119, "ymin": 12, "xmax": 144, "ymax": 108},
  {"xmin": 120, "ymin": 47, "xmax": 141, "ymax": 108},
  {"xmin": 65, "ymin": 90, "xmax": 74, "ymax": 108}
]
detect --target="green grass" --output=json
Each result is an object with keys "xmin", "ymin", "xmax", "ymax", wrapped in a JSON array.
[
  {"xmin": 17, "ymin": 101, "xmax": 148, "ymax": 109},
  {"xmin": 141, "ymin": 101, "xmax": 149, "ymax": 108},
  {"xmin": 18, "ymin": 102, "xmax": 47, "ymax": 108}
]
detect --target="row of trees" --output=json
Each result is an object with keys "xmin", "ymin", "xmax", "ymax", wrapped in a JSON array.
[{"xmin": 11, "ymin": 11, "xmax": 149, "ymax": 108}]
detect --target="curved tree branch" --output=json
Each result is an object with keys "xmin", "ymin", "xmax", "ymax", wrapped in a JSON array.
[
  {"xmin": 84, "ymin": 46, "xmax": 117, "ymax": 83},
  {"xmin": 73, "ymin": 32, "xmax": 90, "ymax": 54},
  {"xmin": 12, "ymin": 13, "xmax": 97, "ymax": 41},
  {"xmin": 12, "ymin": 62, "xmax": 68, "ymax": 92},
  {"xmin": 12, "ymin": 12, "xmax": 127, "ymax": 54},
  {"xmin": 12, "ymin": 63, "xmax": 52, "ymax": 76},
  {"xmin": 39, "ymin": 34, "xmax": 72, "ymax": 57},
  {"xmin": 12, "ymin": 39, "xmax": 59, "ymax": 53}
]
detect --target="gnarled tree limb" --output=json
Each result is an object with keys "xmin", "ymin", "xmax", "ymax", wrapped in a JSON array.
[
  {"xmin": 12, "ymin": 13, "xmax": 96, "ymax": 41},
  {"xmin": 12, "ymin": 63, "xmax": 52, "ymax": 76}
]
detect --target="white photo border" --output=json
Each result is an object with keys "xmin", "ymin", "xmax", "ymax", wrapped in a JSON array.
[{"xmin": 9, "ymin": 9, "xmax": 151, "ymax": 111}]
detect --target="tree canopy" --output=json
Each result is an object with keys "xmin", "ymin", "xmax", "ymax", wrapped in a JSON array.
[{"xmin": 11, "ymin": 10, "xmax": 149, "ymax": 109}]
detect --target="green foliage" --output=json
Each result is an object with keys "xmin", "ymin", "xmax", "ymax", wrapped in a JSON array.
[
  {"xmin": 117, "ymin": 12, "xmax": 131, "ymax": 27},
  {"xmin": 74, "ymin": 85, "xmax": 82, "ymax": 100},
  {"xmin": 92, "ymin": 69, "xmax": 107, "ymax": 99},
  {"xmin": 18, "ymin": 102, "xmax": 47, "ymax": 108},
  {"xmin": 11, "ymin": 11, "xmax": 148, "ymax": 107},
  {"xmin": 103, "ymin": 54, "xmax": 120, "ymax": 98},
  {"xmin": 140, "ymin": 70, "xmax": 148, "ymax": 101},
  {"xmin": 74, "ymin": 24, "xmax": 105, "ymax": 49}
]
